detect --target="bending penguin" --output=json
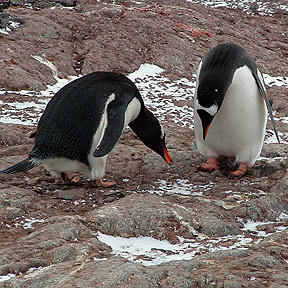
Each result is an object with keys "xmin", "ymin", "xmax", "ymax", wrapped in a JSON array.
[
  {"xmin": 194, "ymin": 43, "xmax": 279, "ymax": 178},
  {"xmin": 1, "ymin": 72, "xmax": 172, "ymax": 187}
]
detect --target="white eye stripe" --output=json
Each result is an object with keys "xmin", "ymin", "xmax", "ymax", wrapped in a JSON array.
[
  {"xmin": 194, "ymin": 98, "xmax": 218, "ymax": 116},
  {"xmin": 204, "ymin": 104, "xmax": 218, "ymax": 116}
]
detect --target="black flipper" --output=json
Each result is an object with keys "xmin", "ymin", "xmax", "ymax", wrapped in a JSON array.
[
  {"xmin": 254, "ymin": 69, "xmax": 280, "ymax": 143},
  {"xmin": 93, "ymin": 99, "xmax": 127, "ymax": 158},
  {"xmin": 0, "ymin": 158, "xmax": 39, "ymax": 174}
]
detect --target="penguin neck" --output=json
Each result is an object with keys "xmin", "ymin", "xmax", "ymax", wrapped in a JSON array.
[
  {"xmin": 128, "ymin": 107, "xmax": 161, "ymax": 149},
  {"xmin": 129, "ymin": 106, "xmax": 150, "ymax": 137}
]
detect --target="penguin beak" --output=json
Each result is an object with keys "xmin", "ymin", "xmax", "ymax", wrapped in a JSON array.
[
  {"xmin": 163, "ymin": 146, "xmax": 172, "ymax": 165},
  {"xmin": 197, "ymin": 109, "xmax": 214, "ymax": 141},
  {"xmin": 203, "ymin": 123, "xmax": 211, "ymax": 141}
]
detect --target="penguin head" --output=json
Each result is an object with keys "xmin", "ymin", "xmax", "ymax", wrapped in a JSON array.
[
  {"xmin": 195, "ymin": 97, "xmax": 219, "ymax": 141},
  {"xmin": 196, "ymin": 71, "xmax": 227, "ymax": 140},
  {"xmin": 129, "ymin": 108, "xmax": 172, "ymax": 164}
]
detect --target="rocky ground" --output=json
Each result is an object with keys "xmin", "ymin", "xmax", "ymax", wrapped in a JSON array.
[{"xmin": 0, "ymin": 0, "xmax": 288, "ymax": 287}]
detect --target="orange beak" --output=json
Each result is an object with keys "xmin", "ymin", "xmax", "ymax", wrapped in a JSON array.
[
  {"xmin": 164, "ymin": 147, "xmax": 172, "ymax": 165},
  {"xmin": 204, "ymin": 124, "xmax": 211, "ymax": 140}
]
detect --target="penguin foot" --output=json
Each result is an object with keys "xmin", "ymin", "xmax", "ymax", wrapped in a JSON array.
[
  {"xmin": 227, "ymin": 163, "xmax": 248, "ymax": 179},
  {"xmin": 197, "ymin": 158, "xmax": 220, "ymax": 172},
  {"xmin": 60, "ymin": 172, "xmax": 81, "ymax": 185},
  {"xmin": 91, "ymin": 179, "xmax": 117, "ymax": 188}
]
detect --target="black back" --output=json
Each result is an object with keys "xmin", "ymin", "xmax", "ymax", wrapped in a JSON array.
[
  {"xmin": 197, "ymin": 43, "xmax": 258, "ymax": 109},
  {"xmin": 30, "ymin": 72, "xmax": 143, "ymax": 167}
]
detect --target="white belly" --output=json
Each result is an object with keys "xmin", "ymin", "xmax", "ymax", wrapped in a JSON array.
[
  {"xmin": 43, "ymin": 158, "xmax": 89, "ymax": 176},
  {"xmin": 194, "ymin": 66, "xmax": 268, "ymax": 167}
]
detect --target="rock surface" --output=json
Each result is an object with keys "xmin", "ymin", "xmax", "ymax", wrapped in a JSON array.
[{"xmin": 0, "ymin": 0, "xmax": 288, "ymax": 287}]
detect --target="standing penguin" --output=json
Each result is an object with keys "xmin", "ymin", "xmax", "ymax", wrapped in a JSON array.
[
  {"xmin": 1, "ymin": 72, "xmax": 172, "ymax": 187},
  {"xmin": 194, "ymin": 43, "xmax": 279, "ymax": 178}
]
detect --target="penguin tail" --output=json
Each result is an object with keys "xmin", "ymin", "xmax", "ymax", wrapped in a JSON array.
[{"xmin": 0, "ymin": 158, "xmax": 39, "ymax": 174}]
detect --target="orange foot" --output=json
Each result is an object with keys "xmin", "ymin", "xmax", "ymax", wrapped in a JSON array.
[
  {"xmin": 228, "ymin": 163, "xmax": 248, "ymax": 179},
  {"xmin": 60, "ymin": 172, "xmax": 81, "ymax": 185},
  {"xmin": 90, "ymin": 179, "xmax": 116, "ymax": 188},
  {"xmin": 197, "ymin": 158, "xmax": 220, "ymax": 172}
]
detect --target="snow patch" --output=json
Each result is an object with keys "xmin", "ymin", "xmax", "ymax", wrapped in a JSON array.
[
  {"xmin": 265, "ymin": 129, "xmax": 288, "ymax": 144},
  {"xmin": 0, "ymin": 21, "xmax": 20, "ymax": 35},
  {"xmin": 97, "ymin": 232, "xmax": 201, "ymax": 266},
  {"xmin": 0, "ymin": 273, "xmax": 16, "ymax": 282},
  {"xmin": 187, "ymin": 0, "xmax": 288, "ymax": 16},
  {"xmin": 147, "ymin": 178, "xmax": 212, "ymax": 196},
  {"xmin": 128, "ymin": 63, "xmax": 164, "ymax": 81},
  {"xmin": 263, "ymin": 74, "xmax": 288, "ymax": 88},
  {"xmin": 97, "ymin": 214, "xmax": 286, "ymax": 266},
  {"xmin": 4, "ymin": 217, "xmax": 45, "ymax": 229},
  {"xmin": 22, "ymin": 218, "xmax": 45, "ymax": 229}
]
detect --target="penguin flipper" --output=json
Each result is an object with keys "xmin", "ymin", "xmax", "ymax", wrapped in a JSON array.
[
  {"xmin": 255, "ymin": 69, "xmax": 280, "ymax": 143},
  {"xmin": 93, "ymin": 100, "xmax": 126, "ymax": 158},
  {"xmin": 0, "ymin": 158, "xmax": 39, "ymax": 174}
]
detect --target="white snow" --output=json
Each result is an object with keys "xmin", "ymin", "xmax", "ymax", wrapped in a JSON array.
[
  {"xmin": 0, "ymin": 273, "xmax": 16, "ymax": 282},
  {"xmin": 2, "ymin": 217, "xmax": 45, "ymax": 230},
  {"xmin": 147, "ymin": 178, "xmax": 213, "ymax": 196},
  {"xmin": 263, "ymin": 74, "xmax": 288, "ymax": 88},
  {"xmin": 27, "ymin": 266, "xmax": 43, "ymax": 273},
  {"xmin": 22, "ymin": 218, "xmax": 45, "ymax": 229},
  {"xmin": 0, "ymin": 55, "xmax": 78, "ymax": 125},
  {"xmin": 278, "ymin": 212, "xmax": 288, "ymax": 220},
  {"xmin": 265, "ymin": 129, "xmax": 288, "ymax": 144},
  {"xmin": 187, "ymin": 0, "xmax": 288, "ymax": 15},
  {"xmin": 97, "ymin": 232, "xmax": 198, "ymax": 266},
  {"xmin": 128, "ymin": 63, "xmax": 195, "ymax": 128},
  {"xmin": 128, "ymin": 63, "xmax": 164, "ymax": 81},
  {"xmin": 0, "ymin": 21, "xmax": 20, "ymax": 35},
  {"xmin": 97, "ymin": 214, "xmax": 287, "ymax": 266}
]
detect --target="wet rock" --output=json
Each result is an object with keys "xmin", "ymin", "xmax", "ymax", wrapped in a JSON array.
[
  {"xmin": 0, "ymin": 216, "xmax": 111, "ymax": 277},
  {"xmin": 236, "ymin": 195, "xmax": 288, "ymax": 222},
  {"xmin": 271, "ymin": 173, "xmax": 288, "ymax": 198},
  {"xmin": 10, "ymin": 0, "xmax": 24, "ymax": 6},
  {"xmin": 99, "ymin": 5, "xmax": 124, "ymax": 18},
  {"xmin": 0, "ymin": 186, "xmax": 39, "ymax": 220},
  {"xmin": 261, "ymin": 143, "xmax": 288, "ymax": 158},
  {"xmin": 0, "ymin": 1, "xmax": 9, "ymax": 11},
  {"xmin": 86, "ymin": 193, "xmax": 242, "ymax": 240},
  {"xmin": 57, "ymin": 0, "xmax": 75, "ymax": 7},
  {"xmin": 54, "ymin": 188, "xmax": 85, "ymax": 200},
  {"xmin": 0, "ymin": 123, "xmax": 33, "ymax": 147},
  {"xmin": 260, "ymin": 161, "xmax": 281, "ymax": 176}
]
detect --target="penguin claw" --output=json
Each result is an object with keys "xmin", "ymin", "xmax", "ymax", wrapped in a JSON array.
[
  {"xmin": 227, "ymin": 170, "xmax": 247, "ymax": 179},
  {"xmin": 90, "ymin": 179, "xmax": 116, "ymax": 188},
  {"xmin": 197, "ymin": 165, "xmax": 216, "ymax": 172},
  {"xmin": 227, "ymin": 163, "xmax": 248, "ymax": 179},
  {"xmin": 197, "ymin": 158, "xmax": 220, "ymax": 172},
  {"xmin": 60, "ymin": 172, "xmax": 81, "ymax": 185}
]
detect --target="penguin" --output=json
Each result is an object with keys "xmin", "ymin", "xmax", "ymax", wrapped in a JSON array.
[
  {"xmin": 194, "ymin": 43, "xmax": 279, "ymax": 178},
  {"xmin": 0, "ymin": 72, "xmax": 172, "ymax": 187}
]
